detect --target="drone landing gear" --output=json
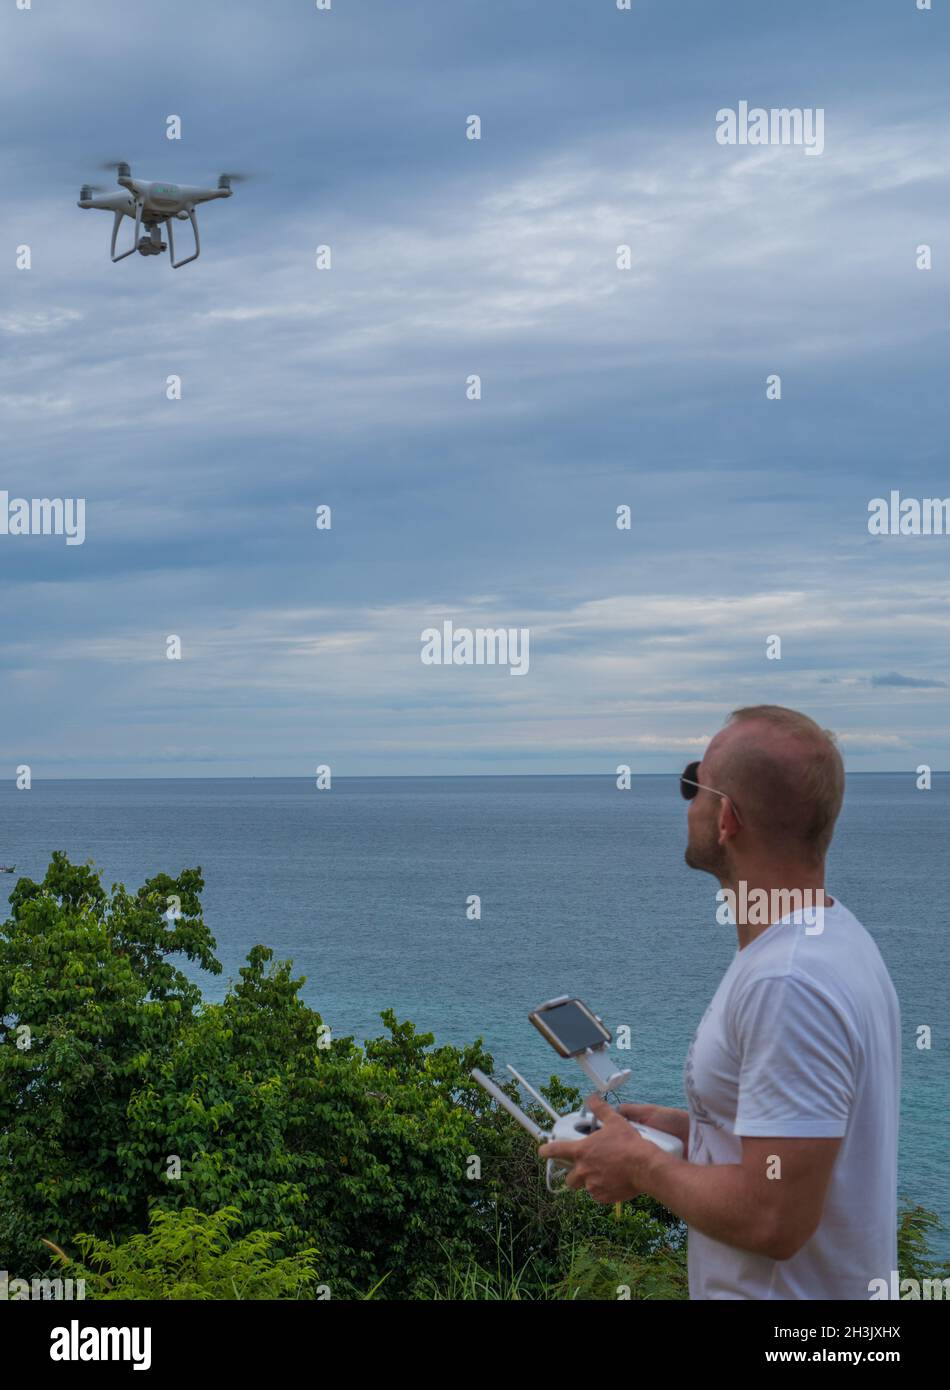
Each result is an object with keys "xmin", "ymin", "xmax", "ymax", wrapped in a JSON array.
[
  {"xmin": 108, "ymin": 204, "xmax": 200, "ymax": 267},
  {"xmin": 110, "ymin": 208, "xmax": 138, "ymax": 262},
  {"xmin": 165, "ymin": 208, "xmax": 201, "ymax": 269}
]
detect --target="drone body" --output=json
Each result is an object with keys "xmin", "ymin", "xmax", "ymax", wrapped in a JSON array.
[{"xmin": 78, "ymin": 162, "xmax": 240, "ymax": 268}]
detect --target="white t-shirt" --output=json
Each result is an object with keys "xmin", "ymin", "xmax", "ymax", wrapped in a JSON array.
[{"xmin": 684, "ymin": 897, "xmax": 900, "ymax": 1300}]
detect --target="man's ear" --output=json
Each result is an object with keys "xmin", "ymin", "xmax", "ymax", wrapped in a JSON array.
[{"xmin": 718, "ymin": 798, "xmax": 741, "ymax": 844}]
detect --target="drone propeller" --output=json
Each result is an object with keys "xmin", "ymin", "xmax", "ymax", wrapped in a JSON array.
[
  {"xmin": 99, "ymin": 160, "xmax": 132, "ymax": 179},
  {"xmin": 217, "ymin": 171, "xmax": 252, "ymax": 191},
  {"xmin": 80, "ymin": 183, "xmax": 108, "ymax": 197}
]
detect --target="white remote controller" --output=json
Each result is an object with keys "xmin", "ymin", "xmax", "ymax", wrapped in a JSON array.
[
  {"xmin": 545, "ymin": 1106, "xmax": 683, "ymax": 1190},
  {"xmin": 473, "ymin": 996, "xmax": 685, "ymax": 1193}
]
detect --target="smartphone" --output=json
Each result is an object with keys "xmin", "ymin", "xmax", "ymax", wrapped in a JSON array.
[{"xmin": 528, "ymin": 997, "xmax": 611, "ymax": 1058}]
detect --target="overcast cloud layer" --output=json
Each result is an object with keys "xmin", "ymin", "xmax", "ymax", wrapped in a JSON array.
[{"xmin": 1, "ymin": 0, "xmax": 948, "ymax": 775}]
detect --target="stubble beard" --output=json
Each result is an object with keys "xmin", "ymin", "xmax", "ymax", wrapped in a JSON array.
[{"xmin": 684, "ymin": 826, "xmax": 730, "ymax": 882}]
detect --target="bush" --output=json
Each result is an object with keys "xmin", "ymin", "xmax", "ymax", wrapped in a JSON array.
[
  {"xmin": 59, "ymin": 1206, "xmax": 320, "ymax": 1300},
  {"xmin": 0, "ymin": 854, "xmax": 677, "ymax": 1298},
  {"xmin": 898, "ymin": 1202, "xmax": 950, "ymax": 1285}
]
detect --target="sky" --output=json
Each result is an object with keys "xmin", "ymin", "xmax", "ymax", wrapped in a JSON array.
[{"xmin": 0, "ymin": 0, "xmax": 948, "ymax": 776}]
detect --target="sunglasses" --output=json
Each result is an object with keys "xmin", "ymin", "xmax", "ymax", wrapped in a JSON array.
[{"xmin": 680, "ymin": 761, "xmax": 743, "ymax": 826}]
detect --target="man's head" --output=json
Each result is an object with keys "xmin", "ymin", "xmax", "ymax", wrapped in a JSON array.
[{"xmin": 683, "ymin": 705, "xmax": 845, "ymax": 881}]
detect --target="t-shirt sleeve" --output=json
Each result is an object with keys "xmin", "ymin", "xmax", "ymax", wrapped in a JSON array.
[{"xmin": 731, "ymin": 973, "xmax": 856, "ymax": 1138}]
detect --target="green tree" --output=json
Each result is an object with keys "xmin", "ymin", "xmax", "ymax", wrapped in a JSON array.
[
  {"xmin": 0, "ymin": 853, "xmax": 219, "ymax": 1272},
  {"xmin": 1, "ymin": 855, "xmax": 541, "ymax": 1294}
]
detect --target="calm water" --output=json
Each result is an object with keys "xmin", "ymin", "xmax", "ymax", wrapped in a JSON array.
[{"xmin": 2, "ymin": 775, "xmax": 947, "ymax": 1257}]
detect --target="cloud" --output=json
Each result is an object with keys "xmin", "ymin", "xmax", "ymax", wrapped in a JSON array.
[
  {"xmin": 1, "ymin": 1, "xmax": 949, "ymax": 773},
  {"xmin": 0, "ymin": 308, "xmax": 82, "ymax": 334},
  {"xmin": 1, "ymin": 576, "xmax": 946, "ymax": 774},
  {"xmin": 870, "ymin": 672, "xmax": 950, "ymax": 690}
]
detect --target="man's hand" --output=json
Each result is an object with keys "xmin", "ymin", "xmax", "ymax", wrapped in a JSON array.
[{"xmin": 538, "ymin": 1094, "xmax": 678, "ymax": 1204}]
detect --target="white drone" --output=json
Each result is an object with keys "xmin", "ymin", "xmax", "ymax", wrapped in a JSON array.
[{"xmin": 77, "ymin": 161, "xmax": 247, "ymax": 268}]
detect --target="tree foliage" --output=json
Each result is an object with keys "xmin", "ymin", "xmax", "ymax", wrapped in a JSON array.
[{"xmin": 63, "ymin": 1206, "xmax": 320, "ymax": 1300}]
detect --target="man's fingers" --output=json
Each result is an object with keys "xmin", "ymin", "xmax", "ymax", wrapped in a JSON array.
[
  {"xmin": 538, "ymin": 1141, "xmax": 575, "ymax": 1161},
  {"xmin": 586, "ymin": 1093, "xmax": 624, "ymax": 1124}
]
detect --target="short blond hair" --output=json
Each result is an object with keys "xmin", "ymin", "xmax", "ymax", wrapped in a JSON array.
[{"xmin": 721, "ymin": 705, "xmax": 845, "ymax": 862}]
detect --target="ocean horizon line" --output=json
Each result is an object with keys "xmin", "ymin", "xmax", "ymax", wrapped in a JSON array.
[{"xmin": 1, "ymin": 771, "xmax": 941, "ymax": 783}]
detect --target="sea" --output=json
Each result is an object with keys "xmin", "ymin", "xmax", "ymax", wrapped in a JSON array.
[{"xmin": 1, "ymin": 774, "xmax": 947, "ymax": 1260}]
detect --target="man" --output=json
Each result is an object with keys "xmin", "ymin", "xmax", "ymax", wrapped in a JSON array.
[{"xmin": 540, "ymin": 705, "xmax": 901, "ymax": 1300}]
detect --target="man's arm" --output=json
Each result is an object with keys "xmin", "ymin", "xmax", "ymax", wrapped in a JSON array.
[
  {"xmin": 643, "ymin": 1132, "xmax": 842, "ymax": 1260},
  {"xmin": 543, "ymin": 1100, "xmax": 841, "ymax": 1260},
  {"xmin": 649, "ymin": 970, "xmax": 852, "ymax": 1257}
]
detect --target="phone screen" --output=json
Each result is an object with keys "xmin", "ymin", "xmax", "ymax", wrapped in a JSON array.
[{"xmin": 532, "ymin": 1000, "xmax": 610, "ymax": 1056}]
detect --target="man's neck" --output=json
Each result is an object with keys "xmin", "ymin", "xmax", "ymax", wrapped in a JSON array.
[{"xmin": 719, "ymin": 864, "xmax": 831, "ymax": 949}]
